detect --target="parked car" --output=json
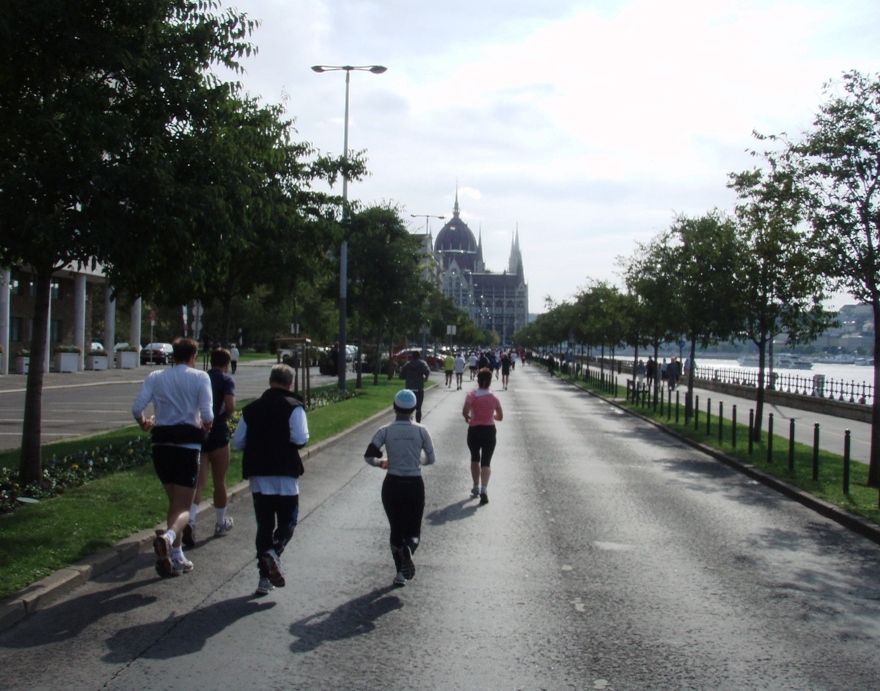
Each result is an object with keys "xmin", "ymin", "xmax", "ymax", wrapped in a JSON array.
[{"xmin": 140, "ymin": 342, "xmax": 174, "ymax": 365}]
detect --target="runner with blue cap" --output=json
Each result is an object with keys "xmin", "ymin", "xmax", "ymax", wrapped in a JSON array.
[{"xmin": 364, "ymin": 389, "xmax": 436, "ymax": 586}]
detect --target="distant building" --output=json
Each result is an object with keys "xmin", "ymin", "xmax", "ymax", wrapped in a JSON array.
[{"xmin": 431, "ymin": 189, "xmax": 528, "ymax": 345}]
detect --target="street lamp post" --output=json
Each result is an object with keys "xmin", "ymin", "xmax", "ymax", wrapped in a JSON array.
[
  {"xmin": 312, "ymin": 64, "xmax": 387, "ymax": 391},
  {"xmin": 410, "ymin": 213, "xmax": 445, "ymax": 234}
]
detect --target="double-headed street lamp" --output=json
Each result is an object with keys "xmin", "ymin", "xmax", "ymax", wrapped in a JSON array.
[
  {"xmin": 311, "ymin": 64, "xmax": 387, "ymax": 391},
  {"xmin": 410, "ymin": 213, "xmax": 445, "ymax": 234}
]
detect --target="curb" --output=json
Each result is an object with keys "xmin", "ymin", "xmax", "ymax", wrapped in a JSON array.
[
  {"xmin": 0, "ymin": 403, "xmax": 395, "ymax": 634},
  {"xmin": 566, "ymin": 377, "xmax": 880, "ymax": 548}
]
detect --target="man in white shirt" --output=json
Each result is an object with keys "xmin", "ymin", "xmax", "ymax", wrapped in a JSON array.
[
  {"xmin": 132, "ymin": 337, "xmax": 213, "ymax": 578},
  {"xmin": 233, "ymin": 365, "xmax": 309, "ymax": 596},
  {"xmin": 453, "ymin": 352, "xmax": 466, "ymax": 390}
]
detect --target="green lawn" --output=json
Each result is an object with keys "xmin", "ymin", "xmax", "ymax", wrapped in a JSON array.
[{"xmin": 0, "ymin": 377, "xmax": 408, "ymax": 600}]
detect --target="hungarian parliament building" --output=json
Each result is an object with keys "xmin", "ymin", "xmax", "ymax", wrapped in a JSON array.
[{"xmin": 417, "ymin": 190, "xmax": 529, "ymax": 345}]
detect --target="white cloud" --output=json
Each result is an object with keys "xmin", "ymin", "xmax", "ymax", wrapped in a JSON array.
[{"xmin": 222, "ymin": 0, "xmax": 880, "ymax": 313}]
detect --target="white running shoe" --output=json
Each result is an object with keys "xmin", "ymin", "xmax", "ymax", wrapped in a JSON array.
[{"xmin": 214, "ymin": 517, "xmax": 234, "ymax": 537}]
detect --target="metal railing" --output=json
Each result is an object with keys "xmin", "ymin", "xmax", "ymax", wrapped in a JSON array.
[{"xmin": 695, "ymin": 366, "xmax": 874, "ymax": 406}]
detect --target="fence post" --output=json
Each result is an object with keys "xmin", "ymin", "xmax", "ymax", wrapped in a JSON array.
[
  {"xmin": 812, "ymin": 423, "xmax": 820, "ymax": 481},
  {"xmin": 675, "ymin": 391, "xmax": 680, "ymax": 424},
  {"xmin": 843, "ymin": 430, "xmax": 851, "ymax": 494},
  {"xmin": 748, "ymin": 409, "xmax": 754, "ymax": 456},
  {"xmin": 732, "ymin": 405, "xmax": 737, "ymax": 448},
  {"xmin": 789, "ymin": 419, "xmax": 796, "ymax": 472},
  {"xmin": 767, "ymin": 413, "xmax": 774, "ymax": 463},
  {"xmin": 718, "ymin": 401, "xmax": 724, "ymax": 443},
  {"xmin": 706, "ymin": 398, "xmax": 711, "ymax": 435},
  {"xmin": 695, "ymin": 395, "xmax": 700, "ymax": 430},
  {"xmin": 667, "ymin": 388, "xmax": 672, "ymax": 421}
]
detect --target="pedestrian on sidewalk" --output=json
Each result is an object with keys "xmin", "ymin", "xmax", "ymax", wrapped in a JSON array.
[
  {"xmin": 462, "ymin": 367, "xmax": 503, "ymax": 505},
  {"xmin": 399, "ymin": 350, "xmax": 430, "ymax": 423},
  {"xmin": 132, "ymin": 337, "xmax": 213, "ymax": 578},
  {"xmin": 185, "ymin": 348, "xmax": 236, "ymax": 548},
  {"xmin": 363, "ymin": 389, "xmax": 436, "ymax": 587},
  {"xmin": 444, "ymin": 352, "xmax": 454, "ymax": 388},
  {"xmin": 229, "ymin": 344, "xmax": 240, "ymax": 374},
  {"xmin": 232, "ymin": 364, "xmax": 309, "ymax": 596}
]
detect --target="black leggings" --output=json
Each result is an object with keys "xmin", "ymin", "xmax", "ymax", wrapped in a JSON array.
[
  {"xmin": 252, "ymin": 493, "xmax": 298, "ymax": 574},
  {"xmin": 467, "ymin": 425, "xmax": 497, "ymax": 467},
  {"xmin": 381, "ymin": 474, "xmax": 425, "ymax": 550}
]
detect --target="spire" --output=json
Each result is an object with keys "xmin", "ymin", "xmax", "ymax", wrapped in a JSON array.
[
  {"xmin": 509, "ymin": 224, "xmax": 524, "ymax": 276},
  {"xmin": 453, "ymin": 182, "xmax": 460, "ymax": 217}
]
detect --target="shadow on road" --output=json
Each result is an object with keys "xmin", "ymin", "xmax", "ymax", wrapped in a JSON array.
[
  {"xmin": 425, "ymin": 498, "xmax": 480, "ymax": 526},
  {"xmin": 288, "ymin": 586, "xmax": 401, "ymax": 654},
  {"xmin": 0, "ymin": 578, "xmax": 157, "ymax": 648},
  {"xmin": 102, "ymin": 594, "xmax": 276, "ymax": 662}
]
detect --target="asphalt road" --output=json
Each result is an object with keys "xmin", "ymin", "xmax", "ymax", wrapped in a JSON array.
[{"xmin": 2, "ymin": 365, "xmax": 880, "ymax": 689}]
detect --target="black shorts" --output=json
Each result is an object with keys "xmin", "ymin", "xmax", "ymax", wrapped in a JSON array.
[
  {"xmin": 201, "ymin": 435, "xmax": 229, "ymax": 453},
  {"xmin": 152, "ymin": 445, "xmax": 200, "ymax": 488}
]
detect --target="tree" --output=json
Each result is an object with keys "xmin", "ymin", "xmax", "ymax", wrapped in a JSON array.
[
  {"xmin": 666, "ymin": 211, "xmax": 744, "ymax": 419},
  {"xmin": 782, "ymin": 70, "xmax": 880, "ymax": 485},
  {"xmin": 0, "ymin": 0, "xmax": 257, "ymax": 484},
  {"xmin": 729, "ymin": 164, "xmax": 833, "ymax": 441},
  {"xmin": 621, "ymin": 238, "xmax": 682, "ymax": 401},
  {"xmin": 346, "ymin": 204, "xmax": 423, "ymax": 386}
]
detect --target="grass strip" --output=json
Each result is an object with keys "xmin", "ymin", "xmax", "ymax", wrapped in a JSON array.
[{"xmin": 0, "ymin": 377, "xmax": 407, "ymax": 600}]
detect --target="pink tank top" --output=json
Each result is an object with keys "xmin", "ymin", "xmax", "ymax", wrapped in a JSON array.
[{"xmin": 465, "ymin": 389, "xmax": 500, "ymax": 426}]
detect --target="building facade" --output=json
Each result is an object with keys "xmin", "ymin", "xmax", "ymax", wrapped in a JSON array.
[{"xmin": 432, "ymin": 191, "xmax": 528, "ymax": 345}]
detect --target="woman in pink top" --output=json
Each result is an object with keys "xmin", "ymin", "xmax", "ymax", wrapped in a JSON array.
[{"xmin": 462, "ymin": 368, "xmax": 503, "ymax": 505}]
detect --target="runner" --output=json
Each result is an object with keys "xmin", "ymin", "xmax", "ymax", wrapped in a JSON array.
[
  {"xmin": 468, "ymin": 352, "xmax": 478, "ymax": 380},
  {"xmin": 462, "ymin": 367, "xmax": 503, "ymax": 505},
  {"xmin": 453, "ymin": 351, "xmax": 466, "ymax": 390},
  {"xmin": 500, "ymin": 351, "xmax": 511, "ymax": 390},
  {"xmin": 444, "ymin": 352, "xmax": 454, "ymax": 388},
  {"xmin": 364, "ymin": 389, "xmax": 436, "ymax": 587}
]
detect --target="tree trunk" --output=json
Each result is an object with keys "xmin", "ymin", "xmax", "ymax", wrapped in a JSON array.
[
  {"xmin": 685, "ymin": 337, "xmax": 697, "ymax": 421},
  {"xmin": 373, "ymin": 325, "xmax": 382, "ymax": 386},
  {"xmin": 355, "ymin": 318, "xmax": 363, "ymax": 390},
  {"xmin": 753, "ymin": 339, "xmax": 767, "ymax": 443},
  {"xmin": 868, "ymin": 304, "xmax": 880, "ymax": 486},
  {"xmin": 220, "ymin": 269, "xmax": 236, "ymax": 346},
  {"xmin": 19, "ymin": 263, "xmax": 54, "ymax": 485}
]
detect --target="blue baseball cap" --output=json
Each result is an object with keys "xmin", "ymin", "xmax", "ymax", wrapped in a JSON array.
[{"xmin": 394, "ymin": 389, "xmax": 417, "ymax": 411}]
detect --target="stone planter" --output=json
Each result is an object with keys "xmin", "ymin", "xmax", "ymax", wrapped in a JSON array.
[
  {"xmin": 54, "ymin": 352, "xmax": 80, "ymax": 373},
  {"xmin": 85, "ymin": 355, "xmax": 109, "ymax": 371},
  {"xmin": 115, "ymin": 351, "xmax": 139, "ymax": 369},
  {"xmin": 13, "ymin": 356, "xmax": 29, "ymax": 374}
]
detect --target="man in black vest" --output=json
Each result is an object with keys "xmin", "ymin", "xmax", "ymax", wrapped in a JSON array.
[{"xmin": 232, "ymin": 364, "xmax": 309, "ymax": 596}]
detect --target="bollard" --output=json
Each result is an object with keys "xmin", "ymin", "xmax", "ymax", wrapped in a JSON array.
[
  {"xmin": 667, "ymin": 388, "xmax": 672, "ymax": 421},
  {"xmin": 675, "ymin": 391, "xmax": 680, "ymax": 424},
  {"xmin": 767, "ymin": 413, "xmax": 774, "ymax": 463},
  {"xmin": 706, "ymin": 398, "xmax": 711, "ymax": 436},
  {"xmin": 789, "ymin": 419, "xmax": 796, "ymax": 472},
  {"xmin": 732, "ymin": 405, "xmax": 737, "ymax": 448},
  {"xmin": 718, "ymin": 401, "xmax": 724, "ymax": 443},
  {"xmin": 812, "ymin": 423, "xmax": 820, "ymax": 481},
  {"xmin": 843, "ymin": 430, "xmax": 851, "ymax": 494},
  {"xmin": 748, "ymin": 409, "xmax": 754, "ymax": 455},
  {"xmin": 695, "ymin": 395, "xmax": 700, "ymax": 431}
]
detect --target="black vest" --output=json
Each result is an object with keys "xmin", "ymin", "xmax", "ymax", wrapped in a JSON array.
[{"xmin": 241, "ymin": 387, "xmax": 305, "ymax": 479}]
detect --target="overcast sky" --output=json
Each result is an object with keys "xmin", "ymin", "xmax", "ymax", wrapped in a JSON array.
[{"xmin": 220, "ymin": 0, "xmax": 880, "ymax": 314}]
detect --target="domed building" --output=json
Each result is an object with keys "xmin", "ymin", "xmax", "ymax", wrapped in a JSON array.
[{"xmin": 432, "ymin": 189, "xmax": 528, "ymax": 345}]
